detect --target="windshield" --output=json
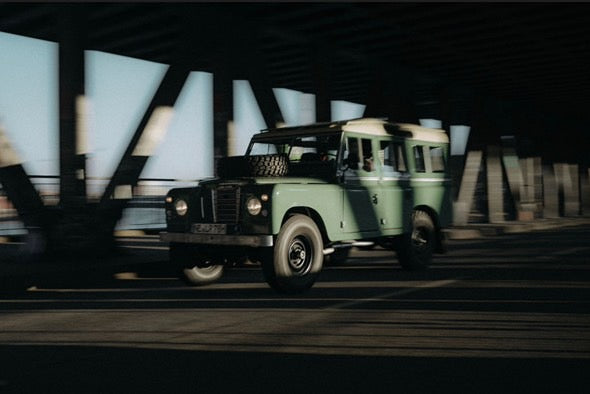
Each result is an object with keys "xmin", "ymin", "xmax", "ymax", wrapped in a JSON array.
[{"xmin": 247, "ymin": 133, "xmax": 342, "ymax": 177}]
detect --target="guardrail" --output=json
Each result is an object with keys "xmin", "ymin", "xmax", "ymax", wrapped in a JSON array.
[{"xmin": 0, "ymin": 177, "xmax": 198, "ymax": 236}]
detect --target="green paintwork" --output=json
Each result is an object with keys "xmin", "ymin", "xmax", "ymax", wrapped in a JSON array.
[{"xmin": 164, "ymin": 119, "xmax": 452, "ymax": 247}]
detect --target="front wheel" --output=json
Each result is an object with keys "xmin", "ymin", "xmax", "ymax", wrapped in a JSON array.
[
  {"xmin": 170, "ymin": 243, "xmax": 224, "ymax": 286},
  {"xmin": 261, "ymin": 214, "xmax": 323, "ymax": 294},
  {"xmin": 397, "ymin": 210, "xmax": 435, "ymax": 271}
]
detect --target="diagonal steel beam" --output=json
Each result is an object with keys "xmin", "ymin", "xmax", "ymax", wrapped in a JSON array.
[
  {"xmin": 97, "ymin": 64, "xmax": 190, "ymax": 229},
  {"xmin": 0, "ymin": 126, "xmax": 47, "ymax": 229}
]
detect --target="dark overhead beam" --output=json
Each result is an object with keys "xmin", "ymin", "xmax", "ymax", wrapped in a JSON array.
[
  {"xmin": 88, "ymin": 7, "xmax": 173, "ymax": 41},
  {"xmin": 99, "ymin": 30, "xmax": 178, "ymax": 55},
  {"xmin": 85, "ymin": 3, "xmax": 136, "ymax": 20},
  {"xmin": 0, "ymin": 5, "xmax": 53, "ymax": 29}
]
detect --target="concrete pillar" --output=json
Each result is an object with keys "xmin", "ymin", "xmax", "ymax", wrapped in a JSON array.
[
  {"xmin": 520, "ymin": 158, "xmax": 535, "ymax": 204},
  {"xmin": 487, "ymin": 146, "xmax": 505, "ymax": 223},
  {"xmin": 543, "ymin": 165, "xmax": 559, "ymax": 218},
  {"xmin": 501, "ymin": 146, "xmax": 523, "ymax": 205},
  {"xmin": 453, "ymin": 150, "xmax": 482, "ymax": 225},
  {"xmin": 566, "ymin": 164, "xmax": 580, "ymax": 216},
  {"xmin": 446, "ymin": 87, "xmax": 474, "ymax": 208},
  {"xmin": 518, "ymin": 157, "xmax": 538, "ymax": 220},
  {"xmin": 554, "ymin": 163, "xmax": 580, "ymax": 217}
]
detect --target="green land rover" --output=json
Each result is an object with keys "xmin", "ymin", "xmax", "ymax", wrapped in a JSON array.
[{"xmin": 160, "ymin": 118, "xmax": 451, "ymax": 293}]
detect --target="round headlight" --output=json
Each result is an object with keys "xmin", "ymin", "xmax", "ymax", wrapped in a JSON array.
[
  {"xmin": 174, "ymin": 199, "xmax": 188, "ymax": 216},
  {"xmin": 246, "ymin": 196, "xmax": 262, "ymax": 215}
]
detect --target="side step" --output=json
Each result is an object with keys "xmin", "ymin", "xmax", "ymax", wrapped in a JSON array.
[{"xmin": 323, "ymin": 241, "xmax": 374, "ymax": 255}]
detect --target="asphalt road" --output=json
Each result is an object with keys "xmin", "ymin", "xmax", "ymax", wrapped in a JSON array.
[{"xmin": 1, "ymin": 226, "xmax": 589, "ymax": 393}]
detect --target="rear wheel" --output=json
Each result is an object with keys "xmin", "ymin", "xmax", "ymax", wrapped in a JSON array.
[
  {"xmin": 262, "ymin": 215, "xmax": 323, "ymax": 294},
  {"xmin": 170, "ymin": 243, "xmax": 224, "ymax": 286},
  {"xmin": 397, "ymin": 210, "xmax": 435, "ymax": 271}
]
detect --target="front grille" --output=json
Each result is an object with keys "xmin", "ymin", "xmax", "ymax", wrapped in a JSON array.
[{"xmin": 212, "ymin": 185, "xmax": 240, "ymax": 223}]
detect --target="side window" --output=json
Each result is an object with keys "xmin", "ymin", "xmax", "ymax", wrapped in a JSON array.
[
  {"xmin": 430, "ymin": 146, "xmax": 446, "ymax": 172},
  {"xmin": 379, "ymin": 140, "xmax": 407, "ymax": 174},
  {"xmin": 361, "ymin": 138, "xmax": 374, "ymax": 172},
  {"xmin": 345, "ymin": 137, "xmax": 361, "ymax": 170},
  {"xmin": 395, "ymin": 142, "xmax": 407, "ymax": 172},
  {"xmin": 379, "ymin": 141, "xmax": 394, "ymax": 173},
  {"xmin": 413, "ymin": 145, "xmax": 426, "ymax": 173},
  {"xmin": 343, "ymin": 137, "xmax": 375, "ymax": 174}
]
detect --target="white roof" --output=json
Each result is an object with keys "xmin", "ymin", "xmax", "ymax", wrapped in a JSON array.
[
  {"xmin": 254, "ymin": 118, "xmax": 449, "ymax": 144},
  {"xmin": 342, "ymin": 118, "xmax": 449, "ymax": 144}
]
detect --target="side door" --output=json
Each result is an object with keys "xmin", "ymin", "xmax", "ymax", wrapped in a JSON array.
[
  {"xmin": 378, "ymin": 138, "xmax": 412, "ymax": 232},
  {"xmin": 340, "ymin": 135, "xmax": 381, "ymax": 234}
]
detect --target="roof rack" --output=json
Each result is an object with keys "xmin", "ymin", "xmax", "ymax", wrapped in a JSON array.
[{"xmin": 260, "ymin": 117, "xmax": 388, "ymax": 133}]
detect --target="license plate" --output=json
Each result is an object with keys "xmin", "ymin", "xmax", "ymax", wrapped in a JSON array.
[{"xmin": 192, "ymin": 223, "xmax": 227, "ymax": 234}]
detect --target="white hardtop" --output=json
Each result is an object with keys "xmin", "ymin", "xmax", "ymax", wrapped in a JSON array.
[{"xmin": 254, "ymin": 118, "xmax": 449, "ymax": 144}]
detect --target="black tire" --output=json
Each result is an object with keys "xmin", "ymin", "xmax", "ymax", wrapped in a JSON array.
[
  {"xmin": 397, "ymin": 210, "xmax": 435, "ymax": 271},
  {"xmin": 248, "ymin": 154, "xmax": 288, "ymax": 177},
  {"xmin": 261, "ymin": 214, "xmax": 323, "ymax": 294},
  {"xmin": 217, "ymin": 154, "xmax": 288, "ymax": 178},
  {"xmin": 170, "ymin": 243, "xmax": 224, "ymax": 286}
]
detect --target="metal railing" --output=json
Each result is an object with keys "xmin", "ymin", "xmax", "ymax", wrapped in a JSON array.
[{"xmin": 0, "ymin": 177, "xmax": 198, "ymax": 236}]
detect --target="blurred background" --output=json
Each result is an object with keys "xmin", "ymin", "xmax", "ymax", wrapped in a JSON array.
[{"xmin": 1, "ymin": 3, "xmax": 589, "ymax": 242}]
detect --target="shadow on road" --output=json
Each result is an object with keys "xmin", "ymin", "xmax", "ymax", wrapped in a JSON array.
[
  {"xmin": 0, "ymin": 344, "xmax": 588, "ymax": 394},
  {"xmin": 1, "ymin": 227, "xmax": 589, "ymax": 393}
]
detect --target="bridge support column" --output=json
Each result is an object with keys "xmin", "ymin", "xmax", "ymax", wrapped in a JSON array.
[
  {"xmin": 453, "ymin": 150, "xmax": 483, "ymax": 225},
  {"xmin": 487, "ymin": 146, "xmax": 506, "ymax": 223},
  {"xmin": 554, "ymin": 163, "xmax": 580, "ymax": 217},
  {"xmin": 543, "ymin": 165, "xmax": 560, "ymax": 218},
  {"xmin": 520, "ymin": 157, "xmax": 543, "ymax": 218}
]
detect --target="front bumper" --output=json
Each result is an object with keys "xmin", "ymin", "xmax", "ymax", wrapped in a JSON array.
[{"xmin": 160, "ymin": 232, "xmax": 274, "ymax": 247}]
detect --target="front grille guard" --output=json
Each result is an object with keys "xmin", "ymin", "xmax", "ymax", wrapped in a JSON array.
[{"xmin": 211, "ymin": 186, "xmax": 241, "ymax": 224}]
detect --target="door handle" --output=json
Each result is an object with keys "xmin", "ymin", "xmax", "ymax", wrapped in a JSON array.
[{"xmin": 372, "ymin": 194, "xmax": 378, "ymax": 204}]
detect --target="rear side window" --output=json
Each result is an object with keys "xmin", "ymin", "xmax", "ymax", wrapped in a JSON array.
[
  {"xmin": 430, "ymin": 146, "xmax": 446, "ymax": 172},
  {"xmin": 394, "ymin": 143, "xmax": 407, "ymax": 172},
  {"xmin": 379, "ymin": 140, "xmax": 407, "ymax": 173},
  {"xmin": 413, "ymin": 145, "xmax": 426, "ymax": 172}
]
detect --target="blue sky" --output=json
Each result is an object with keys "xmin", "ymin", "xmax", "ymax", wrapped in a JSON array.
[
  {"xmin": 0, "ymin": 32, "xmax": 58, "ymax": 176},
  {"xmin": 1, "ymin": 32, "xmax": 368, "ymax": 195}
]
